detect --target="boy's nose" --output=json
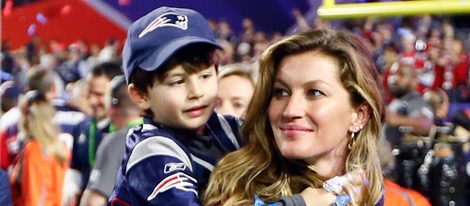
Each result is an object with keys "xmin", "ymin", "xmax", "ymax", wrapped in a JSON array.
[{"xmin": 187, "ymin": 79, "xmax": 203, "ymax": 99}]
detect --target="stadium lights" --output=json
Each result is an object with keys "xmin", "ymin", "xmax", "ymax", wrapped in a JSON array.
[{"xmin": 318, "ymin": 0, "xmax": 470, "ymax": 19}]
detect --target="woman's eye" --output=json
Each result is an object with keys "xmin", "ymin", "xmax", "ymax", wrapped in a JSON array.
[
  {"xmin": 307, "ymin": 89, "xmax": 324, "ymax": 97},
  {"xmin": 233, "ymin": 102, "xmax": 245, "ymax": 109},
  {"xmin": 273, "ymin": 88, "xmax": 289, "ymax": 97}
]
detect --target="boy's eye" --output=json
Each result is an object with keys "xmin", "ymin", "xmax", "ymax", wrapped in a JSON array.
[
  {"xmin": 169, "ymin": 79, "xmax": 185, "ymax": 86},
  {"xmin": 273, "ymin": 88, "xmax": 289, "ymax": 98},
  {"xmin": 200, "ymin": 73, "xmax": 213, "ymax": 79},
  {"xmin": 307, "ymin": 89, "xmax": 324, "ymax": 97}
]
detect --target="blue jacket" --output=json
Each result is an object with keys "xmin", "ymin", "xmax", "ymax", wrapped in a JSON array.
[{"xmin": 110, "ymin": 113, "xmax": 242, "ymax": 206}]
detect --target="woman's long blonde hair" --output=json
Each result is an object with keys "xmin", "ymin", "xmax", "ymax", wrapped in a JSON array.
[
  {"xmin": 204, "ymin": 29, "xmax": 384, "ymax": 206},
  {"xmin": 19, "ymin": 91, "xmax": 66, "ymax": 164}
]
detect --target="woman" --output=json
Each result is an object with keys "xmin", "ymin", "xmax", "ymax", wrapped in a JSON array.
[
  {"xmin": 10, "ymin": 90, "xmax": 68, "ymax": 206},
  {"xmin": 215, "ymin": 63, "xmax": 256, "ymax": 118},
  {"xmin": 204, "ymin": 29, "xmax": 384, "ymax": 206}
]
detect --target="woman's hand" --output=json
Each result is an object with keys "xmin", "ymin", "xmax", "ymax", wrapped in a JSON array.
[
  {"xmin": 300, "ymin": 187, "xmax": 336, "ymax": 206},
  {"xmin": 302, "ymin": 169, "xmax": 367, "ymax": 206}
]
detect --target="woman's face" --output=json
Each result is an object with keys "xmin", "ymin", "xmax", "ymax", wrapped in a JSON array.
[
  {"xmin": 268, "ymin": 51, "xmax": 358, "ymax": 166},
  {"xmin": 215, "ymin": 75, "xmax": 254, "ymax": 118}
]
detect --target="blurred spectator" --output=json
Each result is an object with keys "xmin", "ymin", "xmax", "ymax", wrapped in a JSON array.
[
  {"xmin": 0, "ymin": 66, "xmax": 85, "ymax": 168},
  {"xmin": 292, "ymin": 8, "xmax": 310, "ymax": 32},
  {"xmin": 384, "ymin": 62, "xmax": 434, "ymax": 147},
  {"xmin": 80, "ymin": 43, "xmax": 102, "ymax": 77},
  {"xmin": 216, "ymin": 20, "xmax": 237, "ymax": 43},
  {"xmin": 236, "ymin": 41, "xmax": 252, "ymax": 63},
  {"xmin": 425, "ymin": 41, "xmax": 446, "ymax": 92},
  {"xmin": 1, "ymin": 41, "xmax": 17, "ymax": 79},
  {"xmin": 313, "ymin": 18, "xmax": 330, "ymax": 30},
  {"xmin": 418, "ymin": 142, "xmax": 468, "ymax": 206},
  {"xmin": 453, "ymin": 109, "xmax": 470, "ymax": 132},
  {"xmin": 423, "ymin": 88, "xmax": 470, "ymax": 144},
  {"xmin": 80, "ymin": 75, "xmax": 141, "ymax": 206},
  {"xmin": 384, "ymin": 62, "xmax": 434, "ymax": 190},
  {"xmin": 56, "ymin": 44, "xmax": 85, "ymax": 85},
  {"xmin": 98, "ymin": 39, "xmax": 120, "ymax": 62},
  {"xmin": 240, "ymin": 18, "xmax": 255, "ymax": 43},
  {"xmin": 65, "ymin": 61, "xmax": 122, "ymax": 205},
  {"xmin": 448, "ymin": 38, "xmax": 469, "ymax": 102},
  {"xmin": 398, "ymin": 31, "xmax": 429, "ymax": 93},
  {"xmin": 423, "ymin": 88, "xmax": 449, "ymax": 124},
  {"xmin": 67, "ymin": 79, "xmax": 92, "ymax": 116},
  {"xmin": 10, "ymin": 90, "xmax": 68, "ymax": 206},
  {"xmin": 216, "ymin": 39, "xmax": 235, "ymax": 65},
  {"xmin": 252, "ymin": 32, "xmax": 269, "ymax": 61},
  {"xmin": 0, "ymin": 81, "xmax": 21, "ymax": 114},
  {"xmin": 379, "ymin": 139, "xmax": 431, "ymax": 206},
  {"xmin": 26, "ymin": 36, "xmax": 41, "ymax": 65},
  {"xmin": 215, "ymin": 64, "xmax": 255, "ymax": 118},
  {"xmin": 0, "ymin": 169, "xmax": 12, "ymax": 205}
]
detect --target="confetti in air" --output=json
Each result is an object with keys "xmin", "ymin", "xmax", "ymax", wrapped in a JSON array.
[
  {"xmin": 36, "ymin": 13, "xmax": 48, "ymax": 24},
  {"xmin": 61, "ymin": 5, "xmax": 72, "ymax": 15},
  {"xmin": 28, "ymin": 24, "xmax": 37, "ymax": 36}
]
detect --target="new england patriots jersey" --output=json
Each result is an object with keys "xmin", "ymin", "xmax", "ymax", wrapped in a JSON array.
[
  {"xmin": 51, "ymin": 98, "xmax": 86, "ymax": 139},
  {"xmin": 71, "ymin": 117, "xmax": 113, "ymax": 188},
  {"xmin": 110, "ymin": 113, "xmax": 242, "ymax": 206}
]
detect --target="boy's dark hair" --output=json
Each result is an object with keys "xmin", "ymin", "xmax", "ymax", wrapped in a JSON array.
[
  {"xmin": 90, "ymin": 61, "xmax": 124, "ymax": 80},
  {"xmin": 129, "ymin": 44, "xmax": 218, "ymax": 94}
]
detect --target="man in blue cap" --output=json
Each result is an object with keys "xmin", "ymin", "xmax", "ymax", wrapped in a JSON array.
[{"xmin": 109, "ymin": 6, "xmax": 242, "ymax": 205}]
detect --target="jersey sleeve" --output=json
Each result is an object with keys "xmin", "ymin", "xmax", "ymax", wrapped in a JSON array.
[{"xmin": 111, "ymin": 136, "xmax": 202, "ymax": 206}]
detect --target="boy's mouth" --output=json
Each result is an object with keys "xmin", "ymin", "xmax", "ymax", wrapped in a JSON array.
[{"xmin": 183, "ymin": 105, "xmax": 208, "ymax": 117}]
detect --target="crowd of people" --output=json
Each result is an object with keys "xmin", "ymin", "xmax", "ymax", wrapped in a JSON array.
[{"xmin": 1, "ymin": 4, "xmax": 470, "ymax": 206}]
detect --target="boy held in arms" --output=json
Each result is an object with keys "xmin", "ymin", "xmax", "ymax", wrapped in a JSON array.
[{"xmin": 110, "ymin": 7, "xmax": 242, "ymax": 205}]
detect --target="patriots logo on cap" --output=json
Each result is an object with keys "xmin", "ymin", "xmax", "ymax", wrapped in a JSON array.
[
  {"xmin": 147, "ymin": 172, "xmax": 197, "ymax": 201},
  {"xmin": 139, "ymin": 12, "xmax": 189, "ymax": 38}
]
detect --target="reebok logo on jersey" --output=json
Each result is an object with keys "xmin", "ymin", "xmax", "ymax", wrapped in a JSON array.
[
  {"xmin": 147, "ymin": 172, "xmax": 197, "ymax": 201},
  {"xmin": 164, "ymin": 162, "xmax": 186, "ymax": 174},
  {"xmin": 139, "ymin": 12, "xmax": 188, "ymax": 38}
]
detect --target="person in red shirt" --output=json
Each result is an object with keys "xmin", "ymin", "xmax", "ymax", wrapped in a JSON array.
[{"xmin": 450, "ymin": 39, "xmax": 469, "ymax": 89}]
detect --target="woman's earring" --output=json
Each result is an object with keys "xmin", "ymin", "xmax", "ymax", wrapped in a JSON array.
[{"xmin": 348, "ymin": 132, "xmax": 356, "ymax": 150}]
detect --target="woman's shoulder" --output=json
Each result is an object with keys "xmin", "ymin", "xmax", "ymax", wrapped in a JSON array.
[{"xmin": 22, "ymin": 140, "xmax": 41, "ymax": 153}]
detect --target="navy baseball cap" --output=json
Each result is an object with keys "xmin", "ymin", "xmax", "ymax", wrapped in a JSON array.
[{"xmin": 122, "ymin": 6, "xmax": 222, "ymax": 83}]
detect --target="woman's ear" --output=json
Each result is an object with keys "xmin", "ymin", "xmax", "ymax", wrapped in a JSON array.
[
  {"xmin": 349, "ymin": 103, "xmax": 370, "ymax": 132},
  {"xmin": 128, "ymin": 84, "xmax": 150, "ymax": 110}
]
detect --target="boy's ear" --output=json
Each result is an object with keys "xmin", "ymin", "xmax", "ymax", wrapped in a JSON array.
[
  {"xmin": 128, "ymin": 84, "xmax": 150, "ymax": 110},
  {"xmin": 349, "ymin": 103, "xmax": 370, "ymax": 133}
]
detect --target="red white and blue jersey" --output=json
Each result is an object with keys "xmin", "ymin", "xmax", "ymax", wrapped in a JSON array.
[{"xmin": 110, "ymin": 113, "xmax": 242, "ymax": 206}]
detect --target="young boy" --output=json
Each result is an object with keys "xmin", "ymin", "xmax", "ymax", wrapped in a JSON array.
[{"xmin": 110, "ymin": 6, "xmax": 242, "ymax": 205}]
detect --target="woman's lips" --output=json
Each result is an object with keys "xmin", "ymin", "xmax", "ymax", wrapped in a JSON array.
[{"xmin": 280, "ymin": 124, "xmax": 313, "ymax": 137}]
